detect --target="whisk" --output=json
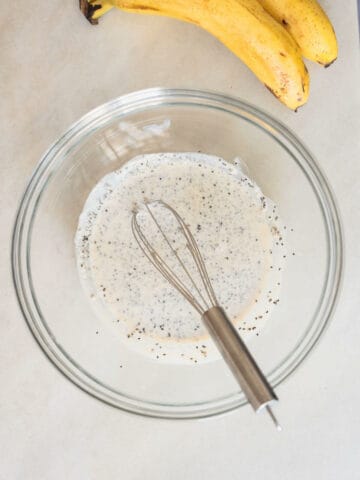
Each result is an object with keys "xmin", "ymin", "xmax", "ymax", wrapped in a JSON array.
[{"xmin": 132, "ymin": 200, "xmax": 280, "ymax": 429}]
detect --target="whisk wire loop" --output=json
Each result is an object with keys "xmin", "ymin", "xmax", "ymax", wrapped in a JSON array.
[
  {"xmin": 132, "ymin": 201, "xmax": 219, "ymax": 314},
  {"xmin": 132, "ymin": 207, "xmax": 200, "ymax": 314}
]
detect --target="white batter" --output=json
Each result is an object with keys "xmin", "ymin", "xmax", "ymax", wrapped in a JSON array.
[{"xmin": 75, "ymin": 153, "xmax": 286, "ymax": 364}]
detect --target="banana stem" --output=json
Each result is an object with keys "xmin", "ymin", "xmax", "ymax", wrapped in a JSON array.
[{"xmin": 80, "ymin": 0, "xmax": 114, "ymax": 24}]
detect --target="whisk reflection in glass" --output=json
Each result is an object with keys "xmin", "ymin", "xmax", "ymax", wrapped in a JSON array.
[{"xmin": 132, "ymin": 200, "xmax": 281, "ymax": 429}]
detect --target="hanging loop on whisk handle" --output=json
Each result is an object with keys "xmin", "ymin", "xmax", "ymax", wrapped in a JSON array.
[{"xmin": 202, "ymin": 306, "xmax": 277, "ymax": 412}]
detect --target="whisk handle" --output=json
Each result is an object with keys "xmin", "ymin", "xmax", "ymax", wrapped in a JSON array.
[{"xmin": 202, "ymin": 306, "xmax": 277, "ymax": 411}]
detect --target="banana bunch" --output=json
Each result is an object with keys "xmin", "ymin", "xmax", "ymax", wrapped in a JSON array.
[{"xmin": 80, "ymin": 0, "xmax": 337, "ymax": 110}]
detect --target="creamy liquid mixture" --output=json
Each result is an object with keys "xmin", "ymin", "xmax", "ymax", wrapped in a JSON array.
[{"xmin": 75, "ymin": 153, "xmax": 286, "ymax": 364}]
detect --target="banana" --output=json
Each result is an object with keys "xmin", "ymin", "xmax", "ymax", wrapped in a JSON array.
[
  {"xmin": 80, "ymin": 0, "xmax": 310, "ymax": 110},
  {"xmin": 257, "ymin": 0, "xmax": 338, "ymax": 66}
]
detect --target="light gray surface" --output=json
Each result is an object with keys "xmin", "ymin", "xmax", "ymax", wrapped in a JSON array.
[{"xmin": 1, "ymin": 1, "xmax": 360, "ymax": 478}]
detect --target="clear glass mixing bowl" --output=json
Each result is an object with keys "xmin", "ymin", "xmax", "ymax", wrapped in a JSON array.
[{"xmin": 12, "ymin": 88, "xmax": 342, "ymax": 418}]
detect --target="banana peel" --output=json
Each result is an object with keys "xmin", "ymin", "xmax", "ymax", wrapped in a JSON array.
[
  {"xmin": 258, "ymin": 0, "xmax": 338, "ymax": 66},
  {"xmin": 80, "ymin": 0, "xmax": 310, "ymax": 110}
]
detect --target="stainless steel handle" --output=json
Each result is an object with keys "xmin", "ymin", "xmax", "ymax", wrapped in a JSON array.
[{"xmin": 202, "ymin": 306, "xmax": 278, "ymax": 412}]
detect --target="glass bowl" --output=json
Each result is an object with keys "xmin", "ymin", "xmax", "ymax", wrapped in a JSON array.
[{"xmin": 12, "ymin": 88, "xmax": 342, "ymax": 419}]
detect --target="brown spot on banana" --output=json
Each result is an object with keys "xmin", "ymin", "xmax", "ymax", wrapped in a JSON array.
[
  {"xmin": 324, "ymin": 58, "xmax": 337, "ymax": 68},
  {"xmin": 264, "ymin": 84, "xmax": 280, "ymax": 100},
  {"xmin": 131, "ymin": 4, "xmax": 160, "ymax": 11}
]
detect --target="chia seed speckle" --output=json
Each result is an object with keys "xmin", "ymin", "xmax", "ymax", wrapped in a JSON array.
[{"xmin": 75, "ymin": 152, "xmax": 288, "ymax": 364}]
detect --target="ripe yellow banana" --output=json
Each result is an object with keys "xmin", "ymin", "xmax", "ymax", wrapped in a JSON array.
[
  {"xmin": 257, "ymin": 0, "xmax": 338, "ymax": 66},
  {"xmin": 81, "ymin": 0, "xmax": 310, "ymax": 110}
]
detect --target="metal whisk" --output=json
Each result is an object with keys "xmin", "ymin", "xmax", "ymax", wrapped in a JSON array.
[{"xmin": 132, "ymin": 200, "xmax": 280, "ymax": 429}]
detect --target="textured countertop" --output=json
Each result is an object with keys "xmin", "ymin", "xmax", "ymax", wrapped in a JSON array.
[{"xmin": 1, "ymin": 1, "xmax": 360, "ymax": 478}]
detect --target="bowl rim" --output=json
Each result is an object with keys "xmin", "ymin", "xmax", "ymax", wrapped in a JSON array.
[{"xmin": 11, "ymin": 87, "xmax": 343, "ymax": 419}]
